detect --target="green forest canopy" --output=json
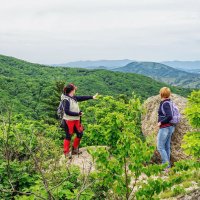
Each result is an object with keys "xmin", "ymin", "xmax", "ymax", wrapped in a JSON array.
[{"xmin": 0, "ymin": 54, "xmax": 191, "ymax": 120}]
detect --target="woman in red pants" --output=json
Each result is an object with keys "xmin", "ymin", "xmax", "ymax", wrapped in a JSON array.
[{"xmin": 61, "ymin": 83, "xmax": 98, "ymax": 158}]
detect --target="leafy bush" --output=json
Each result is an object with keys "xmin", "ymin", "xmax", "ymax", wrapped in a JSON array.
[
  {"xmin": 182, "ymin": 90, "xmax": 200, "ymax": 159},
  {"xmin": 83, "ymin": 95, "xmax": 166, "ymax": 199},
  {"xmin": 0, "ymin": 114, "xmax": 94, "ymax": 199}
]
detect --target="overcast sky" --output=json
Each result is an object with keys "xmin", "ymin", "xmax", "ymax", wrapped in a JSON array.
[{"xmin": 0, "ymin": 0, "xmax": 200, "ymax": 64}]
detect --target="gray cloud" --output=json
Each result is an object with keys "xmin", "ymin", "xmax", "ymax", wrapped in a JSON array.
[{"xmin": 0, "ymin": 0, "xmax": 200, "ymax": 64}]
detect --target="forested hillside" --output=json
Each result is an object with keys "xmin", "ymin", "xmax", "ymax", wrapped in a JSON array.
[
  {"xmin": 0, "ymin": 55, "xmax": 190, "ymax": 120},
  {"xmin": 113, "ymin": 62, "xmax": 200, "ymax": 88}
]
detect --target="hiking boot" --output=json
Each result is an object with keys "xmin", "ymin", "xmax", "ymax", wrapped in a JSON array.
[
  {"xmin": 65, "ymin": 152, "xmax": 72, "ymax": 159},
  {"xmin": 72, "ymin": 147, "xmax": 82, "ymax": 155}
]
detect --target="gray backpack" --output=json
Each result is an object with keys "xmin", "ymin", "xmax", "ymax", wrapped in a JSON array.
[{"xmin": 161, "ymin": 101, "xmax": 181, "ymax": 124}]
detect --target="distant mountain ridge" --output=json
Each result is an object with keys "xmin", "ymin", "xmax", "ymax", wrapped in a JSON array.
[
  {"xmin": 53, "ymin": 60, "xmax": 200, "ymax": 73},
  {"xmin": 112, "ymin": 62, "xmax": 200, "ymax": 88},
  {"xmin": 162, "ymin": 61, "xmax": 200, "ymax": 72},
  {"xmin": 52, "ymin": 59, "xmax": 134, "ymax": 69}
]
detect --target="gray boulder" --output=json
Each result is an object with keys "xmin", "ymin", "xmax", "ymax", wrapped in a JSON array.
[{"xmin": 142, "ymin": 94, "xmax": 192, "ymax": 163}]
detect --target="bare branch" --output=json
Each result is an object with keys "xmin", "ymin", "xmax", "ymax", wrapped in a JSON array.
[
  {"xmin": 0, "ymin": 188, "xmax": 46, "ymax": 200},
  {"xmin": 76, "ymin": 160, "xmax": 93, "ymax": 200},
  {"xmin": 124, "ymin": 157, "xmax": 130, "ymax": 200},
  {"xmin": 128, "ymin": 174, "xmax": 138, "ymax": 200},
  {"xmin": 22, "ymin": 140, "xmax": 55, "ymax": 200}
]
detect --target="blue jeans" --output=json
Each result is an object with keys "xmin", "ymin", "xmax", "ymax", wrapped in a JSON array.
[{"xmin": 157, "ymin": 126, "xmax": 175, "ymax": 167}]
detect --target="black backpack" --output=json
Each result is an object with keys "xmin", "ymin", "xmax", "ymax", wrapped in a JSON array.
[
  {"xmin": 57, "ymin": 100, "xmax": 65, "ymax": 119},
  {"xmin": 57, "ymin": 99, "xmax": 66, "ymax": 128}
]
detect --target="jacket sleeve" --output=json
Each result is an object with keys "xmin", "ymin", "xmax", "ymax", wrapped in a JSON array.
[
  {"xmin": 63, "ymin": 99, "xmax": 80, "ymax": 116},
  {"xmin": 75, "ymin": 96, "xmax": 93, "ymax": 102},
  {"xmin": 160, "ymin": 102, "xmax": 173, "ymax": 124}
]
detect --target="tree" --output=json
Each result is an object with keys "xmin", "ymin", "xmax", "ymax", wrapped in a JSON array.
[{"xmin": 83, "ymin": 95, "xmax": 164, "ymax": 199}]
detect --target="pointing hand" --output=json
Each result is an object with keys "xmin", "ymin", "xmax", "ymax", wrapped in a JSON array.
[{"xmin": 93, "ymin": 93, "xmax": 99, "ymax": 99}]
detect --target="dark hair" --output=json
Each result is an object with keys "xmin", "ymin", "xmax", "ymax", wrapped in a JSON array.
[{"xmin": 63, "ymin": 83, "xmax": 76, "ymax": 94}]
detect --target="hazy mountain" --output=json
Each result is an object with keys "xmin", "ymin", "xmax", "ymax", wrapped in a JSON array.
[
  {"xmin": 188, "ymin": 69, "xmax": 200, "ymax": 74},
  {"xmin": 162, "ymin": 61, "xmax": 200, "ymax": 73},
  {"xmin": 52, "ymin": 59, "xmax": 134, "ymax": 69},
  {"xmin": 112, "ymin": 62, "xmax": 200, "ymax": 88}
]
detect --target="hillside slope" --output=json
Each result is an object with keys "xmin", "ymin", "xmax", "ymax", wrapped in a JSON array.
[
  {"xmin": 0, "ymin": 55, "xmax": 191, "ymax": 119},
  {"xmin": 113, "ymin": 62, "xmax": 200, "ymax": 88}
]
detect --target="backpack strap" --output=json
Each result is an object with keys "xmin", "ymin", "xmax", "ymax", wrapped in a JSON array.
[
  {"xmin": 60, "ymin": 95, "xmax": 77, "ymax": 117},
  {"xmin": 61, "ymin": 98, "xmax": 69, "ymax": 113},
  {"xmin": 161, "ymin": 101, "xmax": 173, "ymax": 116}
]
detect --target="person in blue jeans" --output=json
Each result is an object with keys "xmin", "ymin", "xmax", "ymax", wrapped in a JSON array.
[{"xmin": 157, "ymin": 87, "xmax": 175, "ymax": 169}]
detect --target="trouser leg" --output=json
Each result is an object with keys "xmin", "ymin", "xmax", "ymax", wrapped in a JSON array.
[
  {"xmin": 165, "ymin": 126, "xmax": 175, "ymax": 165},
  {"xmin": 63, "ymin": 139, "xmax": 71, "ymax": 154},
  {"xmin": 157, "ymin": 127, "xmax": 170, "ymax": 166},
  {"xmin": 63, "ymin": 120, "xmax": 74, "ymax": 155},
  {"xmin": 73, "ymin": 120, "xmax": 83, "ymax": 150}
]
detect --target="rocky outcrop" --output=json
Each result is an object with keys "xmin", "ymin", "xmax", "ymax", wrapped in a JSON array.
[
  {"xmin": 178, "ymin": 189, "xmax": 200, "ymax": 200},
  {"xmin": 59, "ymin": 147, "xmax": 95, "ymax": 173},
  {"xmin": 142, "ymin": 94, "xmax": 192, "ymax": 163}
]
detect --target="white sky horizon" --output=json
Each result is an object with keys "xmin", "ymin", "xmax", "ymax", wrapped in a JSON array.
[
  {"xmin": 2, "ymin": 54, "xmax": 200, "ymax": 65},
  {"xmin": 0, "ymin": 0, "xmax": 200, "ymax": 64}
]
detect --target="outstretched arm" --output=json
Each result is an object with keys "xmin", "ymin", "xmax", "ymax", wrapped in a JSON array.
[{"xmin": 75, "ymin": 93, "xmax": 99, "ymax": 102}]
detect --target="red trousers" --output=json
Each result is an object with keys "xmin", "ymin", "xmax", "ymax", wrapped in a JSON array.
[{"xmin": 63, "ymin": 120, "xmax": 83, "ymax": 154}]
